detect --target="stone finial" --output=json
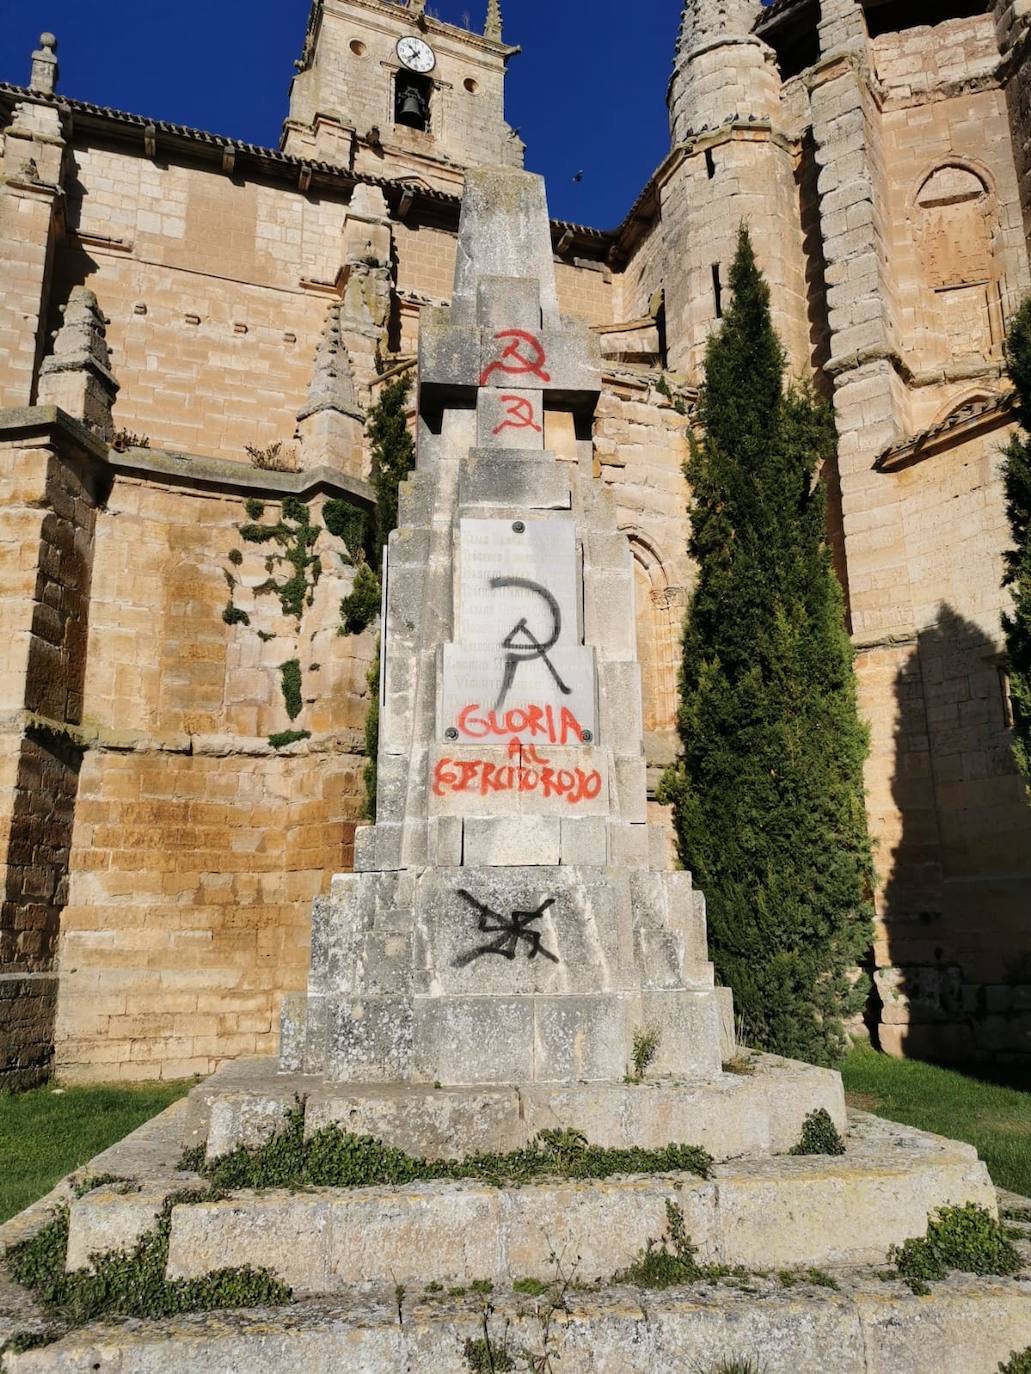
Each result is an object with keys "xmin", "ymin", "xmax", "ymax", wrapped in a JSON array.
[
  {"xmin": 484, "ymin": 0, "xmax": 503, "ymax": 41},
  {"xmin": 37, "ymin": 286, "xmax": 119, "ymax": 442},
  {"xmin": 295, "ymin": 303, "xmax": 365, "ymax": 473},
  {"xmin": 451, "ymin": 166, "xmax": 560, "ymax": 323},
  {"xmin": 298, "ymin": 304, "xmax": 364, "ymax": 423},
  {"xmin": 29, "ymin": 33, "xmax": 58, "ymax": 95},
  {"xmin": 408, "ymin": 0, "xmax": 427, "ymax": 13}
]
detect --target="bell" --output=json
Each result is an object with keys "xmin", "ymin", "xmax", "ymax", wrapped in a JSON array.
[{"xmin": 397, "ymin": 82, "xmax": 427, "ymax": 129}]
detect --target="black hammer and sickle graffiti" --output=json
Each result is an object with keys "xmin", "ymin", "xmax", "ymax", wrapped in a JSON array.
[{"xmin": 490, "ymin": 576, "xmax": 573, "ymax": 712}]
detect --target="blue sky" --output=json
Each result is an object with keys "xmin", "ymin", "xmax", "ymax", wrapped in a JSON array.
[{"xmin": 0, "ymin": 2, "xmax": 685, "ymax": 228}]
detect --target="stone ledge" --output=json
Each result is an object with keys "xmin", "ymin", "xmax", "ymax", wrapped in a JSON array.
[
  {"xmin": 7, "ymin": 1262, "xmax": 1030, "ymax": 1373},
  {"xmin": 183, "ymin": 1051, "xmax": 846, "ymax": 1163},
  {"xmin": 153, "ymin": 1111, "xmax": 994, "ymax": 1290},
  {"xmin": 0, "ymin": 407, "xmax": 375, "ymax": 508}
]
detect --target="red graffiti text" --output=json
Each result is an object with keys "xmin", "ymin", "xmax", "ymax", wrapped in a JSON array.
[
  {"xmin": 433, "ymin": 754, "xmax": 602, "ymax": 807},
  {"xmin": 456, "ymin": 703, "xmax": 588, "ymax": 746}
]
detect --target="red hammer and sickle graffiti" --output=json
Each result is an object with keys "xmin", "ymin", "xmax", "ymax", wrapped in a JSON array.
[
  {"xmin": 479, "ymin": 329, "xmax": 552, "ymax": 386},
  {"xmin": 492, "ymin": 394, "xmax": 543, "ymax": 436}
]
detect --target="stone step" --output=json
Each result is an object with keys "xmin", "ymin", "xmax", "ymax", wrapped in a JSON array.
[
  {"xmin": 66, "ymin": 1114, "xmax": 995, "ymax": 1296},
  {"xmin": 187, "ymin": 1050, "xmax": 845, "ymax": 1162},
  {"xmin": 8, "ymin": 1266, "xmax": 1031, "ymax": 1373}
]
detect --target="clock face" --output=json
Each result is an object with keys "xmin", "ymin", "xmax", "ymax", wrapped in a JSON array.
[{"xmin": 396, "ymin": 35, "xmax": 436, "ymax": 74}]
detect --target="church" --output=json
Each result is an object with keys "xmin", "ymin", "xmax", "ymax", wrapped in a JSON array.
[{"xmin": 0, "ymin": 0, "xmax": 1029, "ymax": 1089}]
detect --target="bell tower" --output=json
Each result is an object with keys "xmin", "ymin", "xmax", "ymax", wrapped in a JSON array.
[{"xmin": 283, "ymin": 0, "xmax": 524, "ymax": 193}]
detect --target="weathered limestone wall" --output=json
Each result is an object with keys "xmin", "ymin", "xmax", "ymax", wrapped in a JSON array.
[
  {"xmin": 56, "ymin": 747, "xmax": 363, "ymax": 1081},
  {"xmin": 0, "ymin": 422, "xmax": 102, "ymax": 1088},
  {"xmin": 806, "ymin": 0, "xmax": 1031, "ymax": 1059},
  {"xmin": 0, "ymin": 101, "xmax": 63, "ymax": 409},
  {"xmin": 60, "ymin": 143, "xmax": 344, "ymax": 461},
  {"xmin": 44, "ymin": 466, "xmax": 373, "ymax": 1081}
]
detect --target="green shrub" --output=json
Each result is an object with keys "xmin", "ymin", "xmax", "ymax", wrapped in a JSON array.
[
  {"xmin": 789, "ymin": 1108, "xmax": 846, "ymax": 1157},
  {"xmin": 222, "ymin": 603, "xmax": 250, "ymax": 627},
  {"xmin": 659, "ymin": 226, "xmax": 874, "ymax": 1066},
  {"xmin": 627, "ymin": 1027, "xmax": 660, "ymax": 1083},
  {"xmin": 185, "ymin": 1104, "xmax": 711, "ymax": 1193},
  {"xmin": 999, "ymin": 1349, "xmax": 1031, "ymax": 1373},
  {"xmin": 890, "ymin": 1203, "xmax": 1022, "ymax": 1295},
  {"xmin": 3, "ymin": 1196, "xmax": 289, "ymax": 1350},
  {"xmin": 279, "ymin": 658, "xmax": 303, "ymax": 721},
  {"xmin": 323, "ymin": 497, "xmax": 372, "ymax": 565},
  {"xmin": 463, "ymin": 1337, "xmax": 515, "ymax": 1372},
  {"xmin": 340, "ymin": 561, "xmax": 382, "ymax": 636}
]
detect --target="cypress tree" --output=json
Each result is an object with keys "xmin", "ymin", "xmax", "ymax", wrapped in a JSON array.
[
  {"xmin": 659, "ymin": 227, "xmax": 874, "ymax": 1065},
  {"xmin": 1002, "ymin": 300, "xmax": 1031, "ymax": 787}
]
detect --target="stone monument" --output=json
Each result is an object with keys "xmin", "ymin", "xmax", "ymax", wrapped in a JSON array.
[
  {"xmin": 279, "ymin": 165, "xmax": 729, "ymax": 1096},
  {"xmin": 4, "ymin": 167, "xmax": 1028, "ymax": 1373}
]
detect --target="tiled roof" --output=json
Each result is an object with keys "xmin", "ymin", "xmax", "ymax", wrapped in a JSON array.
[{"xmin": 0, "ymin": 82, "xmax": 610, "ymax": 246}]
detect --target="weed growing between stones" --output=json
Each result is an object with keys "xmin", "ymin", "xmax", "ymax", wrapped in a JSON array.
[
  {"xmin": 626, "ymin": 1027, "xmax": 660, "ymax": 1083},
  {"xmin": 614, "ymin": 1201, "xmax": 735, "ymax": 1289},
  {"xmin": 788, "ymin": 1108, "xmax": 846, "ymax": 1156},
  {"xmin": 70, "ymin": 1173, "xmax": 125, "ymax": 1199},
  {"xmin": 1000, "ymin": 1349, "xmax": 1031, "ymax": 1373},
  {"xmin": 721, "ymin": 1052, "xmax": 756, "ymax": 1076},
  {"xmin": 777, "ymin": 1267, "xmax": 840, "ymax": 1291},
  {"xmin": 697, "ymin": 1363, "xmax": 767, "ymax": 1374},
  {"xmin": 889, "ymin": 1203, "xmax": 1023, "ymax": 1295},
  {"xmin": 1004, "ymin": 1207, "xmax": 1031, "ymax": 1224},
  {"xmin": 464, "ymin": 1335, "xmax": 517, "ymax": 1372},
  {"xmin": 268, "ymin": 729, "xmax": 312, "ymax": 751},
  {"xmin": 1, "ymin": 1192, "xmax": 290, "ymax": 1353},
  {"xmin": 181, "ymin": 1105, "xmax": 712, "ymax": 1191}
]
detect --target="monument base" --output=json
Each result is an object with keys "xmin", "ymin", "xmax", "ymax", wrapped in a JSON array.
[
  {"xmin": 3, "ymin": 1094, "xmax": 1027, "ymax": 1374},
  {"xmin": 181, "ymin": 1050, "xmax": 845, "ymax": 1163}
]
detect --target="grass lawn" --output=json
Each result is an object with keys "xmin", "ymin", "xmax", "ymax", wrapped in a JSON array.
[
  {"xmin": 841, "ymin": 1043, "xmax": 1031, "ymax": 1198},
  {"xmin": 0, "ymin": 1080, "xmax": 191, "ymax": 1225}
]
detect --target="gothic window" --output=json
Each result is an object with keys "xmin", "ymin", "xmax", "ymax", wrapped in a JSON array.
[
  {"xmin": 914, "ymin": 164, "xmax": 1001, "ymax": 364},
  {"xmin": 626, "ymin": 534, "xmax": 685, "ymax": 736}
]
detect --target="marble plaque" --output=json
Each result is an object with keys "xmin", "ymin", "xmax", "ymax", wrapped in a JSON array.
[{"xmin": 441, "ymin": 518, "xmax": 597, "ymax": 743}]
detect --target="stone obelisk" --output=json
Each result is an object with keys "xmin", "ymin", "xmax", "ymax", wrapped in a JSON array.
[{"xmin": 281, "ymin": 166, "xmax": 728, "ymax": 1090}]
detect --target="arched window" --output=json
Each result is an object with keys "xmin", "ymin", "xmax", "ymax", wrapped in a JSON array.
[
  {"xmin": 914, "ymin": 164, "xmax": 1002, "ymax": 364},
  {"xmin": 624, "ymin": 532, "xmax": 686, "ymax": 737}
]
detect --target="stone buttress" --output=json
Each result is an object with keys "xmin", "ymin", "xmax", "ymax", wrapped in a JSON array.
[{"xmin": 280, "ymin": 167, "xmax": 727, "ymax": 1087}]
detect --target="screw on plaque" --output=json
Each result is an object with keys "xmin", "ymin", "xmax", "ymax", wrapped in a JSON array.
[
  {"xmin": 582, "ymin": 729, "xmax": 593, "ymax": 743},
  {"xmin": 445, "ymin": 727, "xmax": 459, "ymax": 741},
  {"xmin": 512, "ymin": 521, "xmax": 526, "ymax": 533}
]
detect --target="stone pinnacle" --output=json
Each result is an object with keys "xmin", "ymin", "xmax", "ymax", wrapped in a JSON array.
[{"xmin": 484, "ymin": 0, "xmax": 503, "ymax": 42}]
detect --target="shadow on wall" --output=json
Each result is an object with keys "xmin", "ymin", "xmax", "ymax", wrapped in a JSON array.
[{"xmin": 874, "ymin": 604, "xmax": 1031, "ymax": 1067}]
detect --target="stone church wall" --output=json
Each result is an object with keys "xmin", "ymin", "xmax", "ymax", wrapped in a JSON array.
[{"xmin": 3, "ymin": 0, "xmax": 1031, "ymax": 1081}]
